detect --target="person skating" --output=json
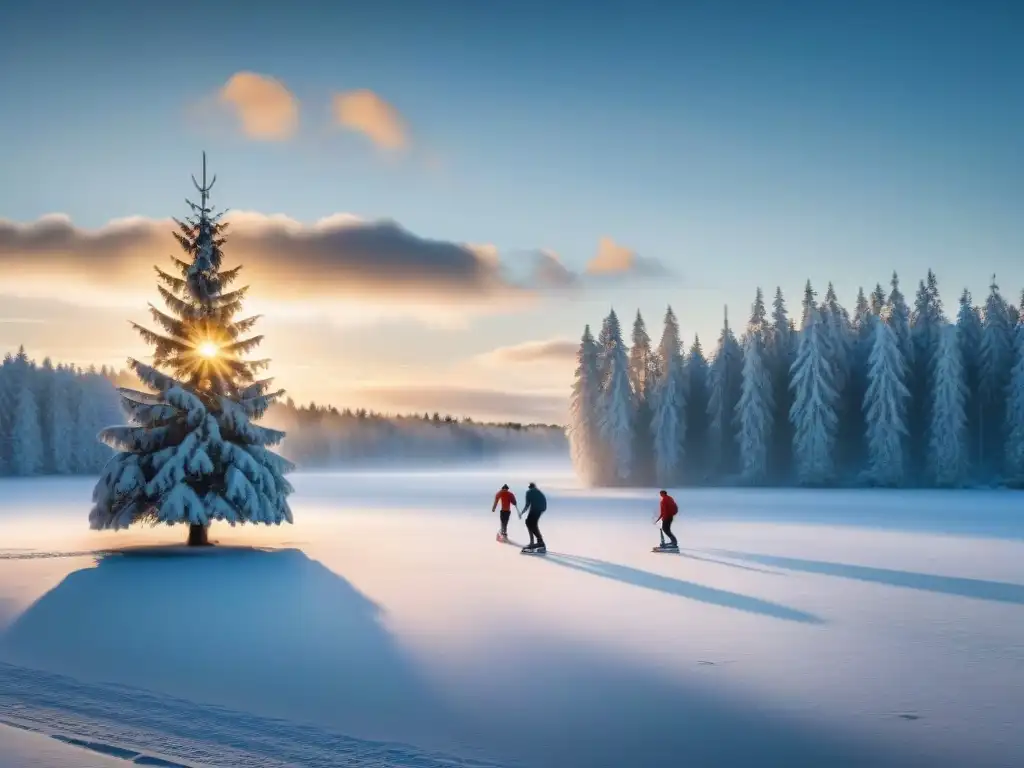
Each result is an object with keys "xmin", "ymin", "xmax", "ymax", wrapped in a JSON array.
[
  {"xmin": 519, "ymin": 482, "xmax": 547, "ymax": 554},
  {"xmin": 492, "ymin": 484, "xmax": 518, "ymax": 541},
  {"xmin": 654, "ymin": 490, "xmax": 679, "ymax": 551}
]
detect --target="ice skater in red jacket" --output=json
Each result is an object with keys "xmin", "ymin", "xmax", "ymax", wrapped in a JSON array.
[
  {"xmin": 656, "ymin": 490, "xmax": 679, "ymax": 549},
  {"xmin": 492, "ymin": 484, "xmax": 518, "ymax": 540}
]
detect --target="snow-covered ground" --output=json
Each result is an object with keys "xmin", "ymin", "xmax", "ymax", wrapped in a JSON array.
[{"xmin": 1, "ymin": 462, "xmax": 1023, "ymax": 767}]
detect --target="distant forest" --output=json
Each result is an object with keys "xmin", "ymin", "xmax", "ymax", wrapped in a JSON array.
[{"xmin": 0, "ymin": 347, "xmax": 567, "ymax": 478}]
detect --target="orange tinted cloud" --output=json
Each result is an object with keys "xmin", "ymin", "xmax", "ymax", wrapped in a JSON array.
[
  {"xmin": 219, "ymin": 72, "xmax": 299, "ymax": 140},
  {"xmin": 480, "ymin": 338, "xmax": 578, "ymax": 365},
  {"xmin": 586, "ymin": 236, "xmax": 667, "ymax": 277},
  {"xmin": 332, "ymin": 89, "xmax": 409, "ymax": 150}
]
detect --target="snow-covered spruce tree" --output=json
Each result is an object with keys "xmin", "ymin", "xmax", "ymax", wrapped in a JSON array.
[
  {"xmin": 90, "ymin": 155, "xmax": 294, "ymax": 546},
  {"xmin": 650, "ymin": 306, "xmax": 687, "ymax": 485},
  {"xmin": 628, "ymin": 310, "xmax": 658, "ymax": 484},
  {"xmin": 909, "ymin": 270, "xmax": 945, "ymax": 480},
  {"xmin": 956, "ymin": 288, "xmax": 983, "ymax": 474},
  {"xmin": 978, "ymin": 275, "xmax": 1014, "ymax": 477},
  {"xmin": 596, "ymin": 309, "xmax": 633, "ymax": 482},
  {"xmin": 568, "ymin": 325, "xmax": 602, "ymax": 485},
  {"xmin": 846, "ymin": 287, "xmax": 874, "ymax": 473},
  {"xmin": 737, "ymin": 290, "xmax": 773, "ymax": 484},
  {"xmin": 1003, "ymin": 325, "xmax": 1024, "ymax": 485},
  {"xmin": 706, "ymin": 307, "xmax": 743, "ymax": 479},
  {"xmin": 930, "ymin": 323, "xmax": 969, "ymax": 487},
  {"xmin": 789, "ymin": 307, "xmax": 840, "ymax": 485},
  {"xmin": 861, "ymin": 308, "xmax": 911, "ymax": 487},
  {"xmin": 684, "ymin": 335, "xmax": 710, "ymax": 482},
  {"xmin": 767, "ymin": 287, "xmax": 795, "ymax": 480},
  {"xmin": 887, "ymin": 272, "xmax": 914, "ymax": 366}
]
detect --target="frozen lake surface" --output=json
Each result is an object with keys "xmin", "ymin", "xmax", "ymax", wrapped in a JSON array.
[{"xmin": 1, "ymin": 462, "xmax": 1022, "ymax": 767}]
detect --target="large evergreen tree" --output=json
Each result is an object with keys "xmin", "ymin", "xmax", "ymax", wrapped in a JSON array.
[
  {"xmin": 737, "ymin": 290, "xmax": 773, "ymax": 484},
  {"xmin": 89, "ymin": 155, "xmax": 295, "ymax": 545},
  {"xmin": 706, "ymin": 307, "xmax": 743, "ymax": 478},
  {"xmin": 767, "ymin": 287, "xmax": 795, "ymax": 480},
  {"xmin": 789, "ymin": 308, "xmax": 839, "ymax": 485},
  {"xmin": 930, "ymin": 323, "xmax": 969, "ymax": 487},
  {"xmin": 650, "ymin": 306, "xmax": 687, "ymax": 485},
  {"xmin": 684, "ymin": 335, "xmax": 710, "ymax": 482},
  {"xmin": 978, "ymin": 276, "xmax": 1014, "ymax": 477},
  {"xmin": 628, "ymin": 311, "xmax": 657, "ymax": 484},
  {"xmin": 910, "ymin": 270, "xmax": 945, "ymax": 481},
  {"xmin": 568, "ymin": 325, "xmax": 601, "ymax": 484},
  {"xmin": 956, "ymin": 288, "xmax": 983, "ymax": 472},
  {"xmin": 862, "ymin": 309, "xmax": 911, "ymax": 487},
  {"xmin": 596, "ymin": 309, "xmax": 634, "ymax": 482}
]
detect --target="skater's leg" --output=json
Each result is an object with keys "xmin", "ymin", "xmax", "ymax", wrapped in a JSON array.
[
  {"xmin": 662, "ymin": 517, "xmax": 678, "ymax": 547},
  {"xmin": 499, "ymin": 509, "xmax": 511, "ymax": 536},
  {"xmin": 532, "ymin": 511, "xmax": 545, "ymax": 548},
  {"xmin": 525, "ymin": 512, "xmax": 541, "ymax": 547}
]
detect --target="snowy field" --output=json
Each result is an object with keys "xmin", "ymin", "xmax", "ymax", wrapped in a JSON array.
[{"xmin": 1, "ymin": 461, "xmax": 1023, "ymax": 768}]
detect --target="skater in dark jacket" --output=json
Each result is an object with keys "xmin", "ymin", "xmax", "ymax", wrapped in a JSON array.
[
  {"xmin": 491, "ymin": 484, "xmax": 517, "ymax": 540},
  {"xmin": 520, "ymin": 482, "xmax": 547, "ymax": 553},
  {"xmin": 656, "ymin": 490, "xmax": 679, "ymax": 549}
]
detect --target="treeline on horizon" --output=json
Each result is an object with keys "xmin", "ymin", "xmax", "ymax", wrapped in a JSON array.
[
  {"xmin": 568, "ymin": 271, "xmax": 1024, "ymax": 489},
  {"xmin": 261, "ymin": 401, "xmax": 566, "ymax": 467},
  {"xmin": 0, "ymin": 349, "xmax": 567, "ymax": 477}
]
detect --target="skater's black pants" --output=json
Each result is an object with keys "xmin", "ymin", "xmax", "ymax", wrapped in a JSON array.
[
  {"xmin": 661, "ymin": 516, "xmax": 678, "ymax": 546},
  {"xmin": 499, "ymin": 509, "xmax": 511, "ymax": 535},
  {"xmin": 525, "ymin": 510, "xmax": 544, "ymax": 546}
]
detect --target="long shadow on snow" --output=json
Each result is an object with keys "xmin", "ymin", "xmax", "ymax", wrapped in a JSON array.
[
  {"xmin": 0, "ymin": 546, "xmax": 450, "ymax": 749},
  {"xmin": 710, "ymin": 550, "xmax": 1024, "ymax": 605},
  {"xmin": 531, "ymin": 550, "xmax": 821, "ymax": 623}
]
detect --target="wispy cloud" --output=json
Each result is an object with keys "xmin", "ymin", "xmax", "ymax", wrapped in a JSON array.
[
  {"xmin": 478, "ymin": 338, "xmax": 578, "ymax": 366},
  {"xmin": 218, "ymin": 72, "xmax": 299, "ymax": 141},
  {"xmin": 586, "ymin": 236, "xmax": 668, "ymax": 277},
  {"xmin": 332, "ymin": 89, "xmax": 409, "ymax": 151}
]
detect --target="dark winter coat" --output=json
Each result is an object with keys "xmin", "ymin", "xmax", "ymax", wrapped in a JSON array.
[{"xmin": 523, "ymin": 487, "xmax": 547, "ymax": 515}]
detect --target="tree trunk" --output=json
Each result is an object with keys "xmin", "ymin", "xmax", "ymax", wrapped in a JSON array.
[{"xmin": 187, "ymin": 524, "xmax": 211, "ymax": 547}]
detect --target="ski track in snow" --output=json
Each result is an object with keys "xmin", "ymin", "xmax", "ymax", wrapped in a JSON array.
[{"xmin": 0, "ymin": 661, "xmax": 508, "ymax": 768}]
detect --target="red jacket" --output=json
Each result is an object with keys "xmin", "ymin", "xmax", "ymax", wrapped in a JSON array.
[
  {"xmin": 659, "ymin": 494, "xmax": 678, "ymax": 521},
  {"xmin": 493, "ymin": 489, "xmax": 517, "ymax": 512}
]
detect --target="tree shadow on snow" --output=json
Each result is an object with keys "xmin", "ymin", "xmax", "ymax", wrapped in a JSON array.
[
  {"xmin": 708, "ymin": 550, "xmax": 1024, "ymax": 606},
  {"xmin": 540, "ymin": 552, "xmax": 823, "ymax": 624},
  {"xmin": 0, "ymin": 546, "xmax": 445, "ymax": 746}
]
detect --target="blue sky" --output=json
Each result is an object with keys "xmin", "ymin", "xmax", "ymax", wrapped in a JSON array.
[{"xmin": 1, "ymin": 0, "xmax": 1022, "ymax": 422}]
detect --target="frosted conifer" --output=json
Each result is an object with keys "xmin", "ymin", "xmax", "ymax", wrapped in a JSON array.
[
  {"xmin": 862, "ymin": 309, "xmax": 911, "ymax": 486},
  {"xmin": 650, "ymin": 306, "xmax": 686, "ymax": 485},
  {"xmin": 89, "ymin": 154, "xmax": 294, "ymax": 545},
  {"xmin": 737, "ymin": 304, "xmax": 773, "ymax": 484},
  {"xmin": 568, "ymin": 325, "xmax": 601, "ymax": 484},
  {"xmin": 930, "ymin": 323, "xmax": 969, "ymax": 487},
  {"xmin": 789, "ymin": 308, "xmax": 839, "ymax": 485},
  {"xmin": 596, "ymin": 309, "xmax": 634, "ymax": 481}
]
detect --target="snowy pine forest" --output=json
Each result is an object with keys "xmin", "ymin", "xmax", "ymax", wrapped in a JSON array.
[
  {"xmin": 569, "ymin": 271, "xmax": 1024, "ymax": 489},
  {"xmin": 0, "ymin": 346, "xmax": 123, "ymax": 477}
]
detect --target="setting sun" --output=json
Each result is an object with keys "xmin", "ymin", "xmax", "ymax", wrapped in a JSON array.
[{"xmin": 197, "ymin": 341, "xmax": 219, "ymax": 359}]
